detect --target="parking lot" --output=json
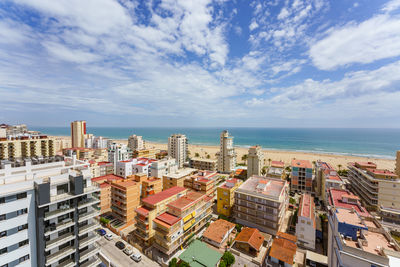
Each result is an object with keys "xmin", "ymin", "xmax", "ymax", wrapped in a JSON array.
[{"xmin": 96, "ymin": 230, "xmax": 159, "ymax": 267}]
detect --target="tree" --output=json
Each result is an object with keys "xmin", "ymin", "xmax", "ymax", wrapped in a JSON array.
[
  {"xmin": 219, "ymin": 260, "xmax": 227, "ymax": 267},
  {"xmin": 206, "ymin": 154, "xmax": 211, "ymax": 159},
  {"xmin": 241, "ymin": 154, "xmax": 248, "ymax": 162},
  {"xmin": 222, "ymin": 251, "xmax": 235, "ymax": 266},
  {"xmin": 100, "ymin": 217, "xmax": 110, "ymax": 225},
  {"xmin": 195, "ymin": 152, "xmax": 200, "ymax": 157},
  {"xmin": 268, "ymin": 158, "xmax": 272, "ymax": 165},
  {"xmin": 235, "ymin": 224, "xmax": 243, "ymax": 232},
  {"xmin": 179, "ymin": 262, "xmax": 190, "ymax": 267},
  {"xmin": 289, "ymin": 197, "xmax": 296, "ymax": 205},
  {"xmin": 338, "ymin": 164, "xmax": 342, "ymax": 171},
  {"xmin": 261, "ymin": 166, "xmax": 267, "ymax": 176},
  {"xmin": 169, "ymin": 258, "xmax": 177, "ymax": 267}
]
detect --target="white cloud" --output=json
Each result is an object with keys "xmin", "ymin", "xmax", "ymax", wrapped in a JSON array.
[
  {"xmin": 277, "ymin": 7, "xmax": 290, "ymax": 20},
  {"xmin": 249, "ymin": 21, "xmax": 259, "ymax": 31},
  {"xmin": 0, "ymin": 19, "xmax": 30, "ymax": 44},
  {"xmin": 382, "ymin": 0, "xmax": 400, "ymax": 12},
  {"xmin": 310, "ymin": 14, "xmax": 400, "ymax": 70},
  {"xmin": 43, "ymin": 42, "xmax": 101, "ymax": 64}
]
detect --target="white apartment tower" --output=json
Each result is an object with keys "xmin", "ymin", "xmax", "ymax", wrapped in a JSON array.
[
  {"xmin": 168, "ymin": 134, "xmax": 188, "ymax": 169},
  {"xmin": 71, "ymin": 121, "xmax": 87, "ymax": 148},
  {"xmin": 108, "ymin": 143, "xmax": 132, "ymax": 170},
  {"xmin": 128, "ymin": 135, "xmax": 144, "ymax": 151},
  {"xmin": 247, "ymin": 145, "xmax": 264, "ymax": 178},
  {"xmin": 217, "ymin": 130, "xmax": 236, "ymax": 173}
]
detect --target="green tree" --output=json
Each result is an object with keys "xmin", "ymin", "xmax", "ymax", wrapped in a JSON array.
[
  {"xmin": 241, "ymin": 154, "xmax": 248, "ymax": 162},
  {"xmin": 338, "ymin": 164, "xmax": 342, "ymax": 171},
  {"xmin": 289, "ymin": 197, "xmax": 296, "ymax": 205},
  {"xmin": 206, "ymin": 154, "xmax": 211, "ymax": 159},
  {"xmin": 261, "ymin": 166, "xmax": 267, "ymax": 175},
  {"xmin": 179, "ymin": 262, "xmax": 190, "ymax": 267},
  {"xmin": 222, "ymin": 251, "xmax": 235, "ymax": 266},
  {"xmin": 169, "ymin": 258, "xmax": 177, "ymax": 267},
  {"xmin": 268, "ymin": 158, "xmax": 272, "ymax": 165},
  {"xmin": 219, "ymin": 260, "xmax": 227, "ymax": 267},
  {"xmin": 100, "ymin": 217, "xmax": 110, "ymax": 225},
  {"xmin": 195, "ymin": 152, "xmax": 200, "ymax": 157}
]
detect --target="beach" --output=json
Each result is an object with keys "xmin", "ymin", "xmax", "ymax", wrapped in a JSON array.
[{"xmin": 52, "ymin": 136, "xmax": 395, "ymax": 170}]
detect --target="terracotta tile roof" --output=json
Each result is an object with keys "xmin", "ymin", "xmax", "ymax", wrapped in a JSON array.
[
  {"xmin": 99, "ymin": 183, "xmax": 111, "ymax": 188},
  {"xmin": 269, "ymin": 237, "xmax": 297, "ymax": 265},
  {"xmin": 291, "ymin": 159, "xmax": 312, "ymax": 169},
  {"xmin": 271, "ymin": 161, "xmax": 285, "ymax": 168},
  {"xmin": 203, "ymin": 219, "xmax": 235, "ymax": 244},
  {"xmin": 142, "ymin": 186, "xmax": 186, "ymax": 206},
  {"xmin": 167, "ymin": 191, "xmax": 205, "ymax": 211},
  {"xmin": 154, "ymin": 212, "xmax": 181, "ymax": 226},
  {"xmin": 276, "ymin": 231, "xmax": 297, "ymax": 242},
  {"xmin": 328, "ymin": 188, "xmax": 370, "ymax": 217},
  {"xmin": 234, "ymin": 227, "xmax": 264, "ymax": 251},
  {"xmin": 136, "ymin": 206, "xmax": 151, "ymax": 216},
  {"xmin": 91, "ymin": 174, "xmax": 124, "ymax": 182}
]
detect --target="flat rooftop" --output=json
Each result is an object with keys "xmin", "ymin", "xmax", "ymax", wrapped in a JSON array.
[
  {"xmin": 165, "ymin": 168, "xmax": 197, "ymax": 179},
  {"xmin": 220, "ymin": 178, "xmax": 241, "ymax": 189},
  {"xmin": 299, "ymin": 193, "xmax": 314, "ymax": 219},
  {"xmin": 292, "ymin": 159, "xmax": 312, "ymax": 169},
  {"xmin": 237, "ymin": 176, "xmax": 286, "ymax": 200},
  {"xmin": 346, "ymin": 231, "xmax": 398, "ymax": 255},
  {"xmin": 92, "ymin": 174, "xmax": 124, "ymax": 183},
  {"xmin": 167, "ymin": 191, "xmax": 205, "ymax": 211},
  {"xmin": 354, "ymin": 161, "xmax": 377, "ymax": 169},
  {"xmin": 142, "ymin": 186, "xmax": 186, "ymax": 206},
  {"xmin": 367, "ymin": 168, "xmax": 398, "ymax": 178},
  {"xmin": 154, "ymin": 212, "xmax": 181, "ymax": 227},
  {"xmin": 271, "ymin": 161, "xmax": 285, "ymax": 168},
  {"xmin": 329, "ymin": 188, "xmax": 370, "ymax": 217},
  {"xmin": 336, "ymin": 208, "xmax": 367, "ymax": 229}
]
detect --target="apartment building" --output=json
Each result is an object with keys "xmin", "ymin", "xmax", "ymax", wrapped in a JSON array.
[
  {"xmin": 162, "ymin": 168, "xmax": 197, "ymax": 190},
  {"xmin": 63, "ymin": 147, "xmax": 108, "ymax": 162},
  {"xmin": 71, "ymin": 120, "xmax": 87, "ymax": 148},
  {"xmin": 107, "ymin": 143, "xmax": 132, "ymax": 170},
  {"xmin": 128, "ymin": 135, "xmax": 144, "ymax": 151},
  {"xmin": 233, "ymin": 176, "xmax": 289, "ymax": 235},
  {"xmin": 168, "ymin": 134, "xmax": 188, "ymax": 169},
  {"xmin": 189, "ymin": 157, "xmax": 217, "ymax": 171},
  {"xmin": 315, "ymin": 161, "xmax": 343, "ymax": 202},
  {"xmin": 84, "ymin": 135, "xmax": 109, "ymax": 149},
  {"xmin": 396, "ymin": 150, "xmax": 400, "ymax": 179},
  {"xmin": 327, "ymin": 188, "xmax": 370, "ymax": 217},
  {"xmin": 184, "ymin": 171, "xmax": 220, "ymax": 196},
  {"xmin": 110, "ymin": 178, "xmax": 140, "ymax": 225},
  {"xmin": 0, "ymin": 127, "xmax": 5, "ymax": 138},
  {"xmin": 141, "ymin": 177, "xmax": 162, "ymax": 198},
  {"xmin": 0, "ymin": 156, "xmax": 101, "ymax": 267},
  {"xmin": 149, "ymin": 157, "xmax": 178, "ymax": 178},
  {"xmin": 328, "ymin": 207, "xmax": 400, "ymax": 267},
  {"xmin": 291, "ymin": 159, "xmax": 313, "ymax": 193},
  {"xmin": 0, "ymin": 136, "xmax": 55, "ymax": 160},
  {"xmin": 91, "ymin": 174, "xmax": 124, "ymax": 214},
  {"xmin": 88, "ymin": 161, "xmax": 113, "ymax": 178},
  {"xmin": 132, "ymin": 148, "xmax": 158, "ymax": 159},
  {"xmin": 217, "ymin": 178, "xmax": 242, "ymax": 217},
  {"xmin": 115, "ymin": 158, "xmax": 157, "ymax": 178},
  {"xmin": 134, "ymin": 187, "xmax": 187, "ymax": 247},
  {"xmin": 296, "ymin": 194, "xmax": 316, "ymax": 250},
  {"xmin": 217, "ymin": 130, "xmax": 236, "ymax": 173},
  {"xmin": 153, "ymin": 192, "xmax": 213, "ymax": 257},
  {"xmin": 247, "ymin": 146, "xmax": 264, "ymax": 178},
  {"xmin": 348, "ymin": 162, "xmax": 400, "ymax": 229},
  {"xmin": 267, "ymin": 160, "xmax": 286, "ymax": 180}
]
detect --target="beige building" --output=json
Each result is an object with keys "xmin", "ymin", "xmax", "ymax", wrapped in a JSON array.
[
  {"xmin": 247, "ymin": 145, "xmax": 264, "ymax": 178},
  {"xmin": 71, "ymin": 120, "xmax": 87, "ymax": 148},
  {"xmin": 168, "ymin": 134, "xmax": 188, "ymax": 168},
  {"xmin": 348, "ymin": 161, "xmax": 400, "ymax": 230},
  {"xmin": 163, "ymin": 168, "xmax": 197, "ymax": 190},
  {"xmin": 0, "ymin": 135, "xmax": 55, "ymax": 160},
  {"xmin": 217, "ymin": 130, "xmax": 236, "ymax": 173},
  {"xmin": 128, "ymin": 134, "xmax": 144, "ymax": 151},
  {"xmin": 190, "ymin": 157, "xmax": 217, "ymax": 171},
  {"xmin": 134, "ymin": 186, "xmax": 188, "ymax": 247},
  {"xmin": 132, "ymin": 148, "xmax": 158, "ymax": 159},
  {"xmin": 396, "ymin": 150, "xmax": 400, "ymax": 177},
  {"xmin": 233, "ymin": 176, "xmax": 289, "ymax": 235}
]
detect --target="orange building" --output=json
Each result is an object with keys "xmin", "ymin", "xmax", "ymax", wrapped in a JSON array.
[
  {"xmin": 141, "ymin": 177, "xmax": 163, "ymax": 198},
  {"xmin": 111, "ymin": 178, "xmax": 141, "ymax": 224},
  {"xmin": 184, "ymin": 171, "xmax": 220, "ymax": 196},
  {"xmin": 91, "ymin": 174, "xmax": 124, "ymax": 213}
]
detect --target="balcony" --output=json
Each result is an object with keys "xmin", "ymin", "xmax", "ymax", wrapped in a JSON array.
[
  {"xmin": 56, "ymin": 259, "xmax": 75, "ymax": 267},
  {"xmin": 45, "ymin": 232, "xmax": 75, "ymax": 251},
  {"xmin": 46, "ymin": 246, "xmax": 76, "ymax": 266},
  {"xmin": 45, "ymin": 218, "xmax": 74, "ymax": 236},
  {"xmin": 78, "ymin": 210, "xmax": 100, "ymax": 223},
  {"xmin": 78, "ymin": 222, "xmax": 99, "ymax": 236},
  {"xmin": 45, "ymin": 206, "xmax": 74, "ymax": 221},
  {"xmin": 79, "ymin": 235, "xmax": 100, "ymax": 249},
  {"xmin": 79, "ymin": 245, "xmax": 100, "ymax": 263},
  {"xmin": 78, "ymin": 198, "xmax": 100, "ymax": 209},
  {"xmin": 80, "ymin": 257, "xmax": 101, "ymax": 267}
]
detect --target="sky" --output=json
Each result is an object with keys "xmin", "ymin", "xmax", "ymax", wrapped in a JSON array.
[{"xmin": 1, "ymin": 0, "xmax": 400, "ymax": 128}]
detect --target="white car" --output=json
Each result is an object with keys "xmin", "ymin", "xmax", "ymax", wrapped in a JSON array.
[
  {"xmin": 123, "ymin": 247, "xmax": 133, "ymax": 256},
  {"xmin": 131, "ymin": 253, "xmax": 142, "ymax": 262},
  {"xmin": 105, "ymin": 233, "xmax": 113, "ymax": 241}
]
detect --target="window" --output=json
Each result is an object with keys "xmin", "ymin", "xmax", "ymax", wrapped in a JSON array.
[
  {"xmin": 0, "ymin": 231, "xmax": 6, "ymax": 238},
  {"xmin": 17, "ymin": 208, "xmax": 27, "ymax": 216},
  {"xmin": 17, "ymin": 192, "xmax": 27, "ymax": 199},
  {"xmin": 18, "ymin": 224, "xmax": 28, "ymax": 231},
  {"xmin": 57, "ymin": 183, "xmax": 68, "ymax": 195},
  {"xmin": 0, "ymin": 214, "xmax": 5, "ymax": 221},
  {"xmin": 307, "ymin": 221, "xmax": 311, "ymax": 225},
  {"xmin": 0, "ymin": 247, "xmax": 7, "ymax": 255},
  {"xmin": 18, "ymin": 254, "xmax": 29, "ymax": 263},
  {"xmin": 19, "ymin": 239, "xmax": 29, "ymax": 247},
  {"xmin": 0, "ymin": 197, "xmax": 4, "ymax": 204}
]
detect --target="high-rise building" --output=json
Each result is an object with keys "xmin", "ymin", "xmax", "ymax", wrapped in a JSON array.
[
  {"xmin": 71, "ymin": 120, "xmax": 87, "ymax": 148},
  {"xmin": 149, "ymin": 157, "xmax": 178, "ymax": 178},
  {"xmin": 168, "ymin": 134, "xmax": 188, "ymax": 169},
  {"xmin": 296, "ymin": 194, "xmax": 316, "ymax": 250},
  {"xmin": 396, "ymin": 150, "xmax": 400, "ymax": 177},
  {"xmin": 217, "ymin": 130, "xmax": 236, "ymax": 173},
  {"xmin": 110, "ymin": 178, "xmax": 140, "ymax": 225},
  {"xmin": 107, "ymin": 142, "xmax": 132, "ymax": 170},
  {"xmin": 348, "ymin": 162, "xmax": 400, "ymax": 230},
  {"xmin": 315, "ymin": 161, "xmax": 343, "ymax": 203},
  {"xmin": 128, "ymin": 135, "xmax": 144, "ymax": 151},
  {"xmin": 247, "ymin": 146, "xmax": 264, "ymax": 178},
  {"xmin": 0, "ymin": 135, "xmax": 55, "ymax": 160},
  {"xmin": 0, "ymin": 155, "xmax": 101, "ymax": 267},
  {"xmin": 233, "ymin": 176, "xmax": 289, "ymax": 235},
  {"xmin": 291, "ymin": 159, "xmax": 313, "ymax": 193}
]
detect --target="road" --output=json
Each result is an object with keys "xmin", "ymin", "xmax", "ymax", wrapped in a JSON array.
[{"xmin": 96, "ymin": 231, "xmax": 159, "ymax": 267}]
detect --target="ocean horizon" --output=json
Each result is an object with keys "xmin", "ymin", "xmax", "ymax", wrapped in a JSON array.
[{"xmin": 31, "ymin": 127, "xmax": 400, "ymax": 159}]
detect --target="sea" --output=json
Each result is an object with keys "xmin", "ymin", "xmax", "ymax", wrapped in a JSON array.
[{"xmin": 31, "ymin": 127, "xmax": 400, "ymax": 159}]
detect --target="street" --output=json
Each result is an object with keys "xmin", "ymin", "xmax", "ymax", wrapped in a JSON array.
[{"xmin": 96, "ymin": 231, "xmax": 159, "ymax": 267}]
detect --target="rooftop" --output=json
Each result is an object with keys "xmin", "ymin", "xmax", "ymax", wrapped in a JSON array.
[
  {"xmin": 179, "ymin": 240, "xmax": 222, "ymax": 267},
  {"xmin": 91, "ymin": 174, "xmax": 124, "ymax": 183},
  {"xmin": 237, "ymin": 176, "xmax": 287, "ymax": 200},
  {"xmin": 271, "ymin": 161, "xmax": 285, "ymax": 168},
  {"xmin": 354, "ymin": 161, "xmax": 377, "ymax": 169},
  {"xmin": 328, "ymin": 188, "xmax": 370, "ymax": 217},
  {"xmin": 141, "ymin": 186, "xmax": 187, "ymax": 206},
  {"xmin": 167, "ymin": 191, "xmax": 205, "ymax": 211},
  {"xmin": 220, "ymin": 178, "xmax": 241, "ymax": 189},
  {"xmin": 111, "ymin": 179, "xmax": 138, "ymax": 189},
  {"xmin": 234, "ymin": 227, "xmax": 264, "ymax": 251},
  {"xmin": 154, "ymin": 212, "xmax": 181, "ymax": 227},
  {"xmin": 335, "ymin": 208, "xmax": 367, "ymax": 229},
  {"xmin": 291, "ymin": 159, "xmax": 312, "ymax": 169},
  {"xmin": 367, "ymin": 168, "xmax": 398, "ymax": 178},
  {"xmin": 165, "ymin": 168, "xmax": 197, "ymax": 179},
  {"xmin": 345, "ymin": 230, "xmax": 399, "ymax": 255},
  {"xmin": 299, "ymin": 193, "xmax": 314, "ymax": 219},
  {"xmin": 269, "ymin": 235, "xmax": 297, "ymax": 265},
  {"xmin": 136, "ymin": 206, "xmax": 151, "ymax": 216},
  {"xmin": 203, "ymin": 219, "xmax": 235, "ymax": 244}
]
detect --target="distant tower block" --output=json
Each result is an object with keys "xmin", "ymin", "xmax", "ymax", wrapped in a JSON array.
[{"xmin": 71, "ymin": 120, "xmax": 87, "ymax": 148}]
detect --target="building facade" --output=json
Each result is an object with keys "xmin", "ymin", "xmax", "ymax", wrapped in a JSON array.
[
  {"xmin": 0, "ymin": 136, "xmax": 55, "ymax": 160},
  {"xmin": 189, "ymin": 158, "xmax": 217, "ymax": 171},
  {"xmin": 128, "ymin": 135, "xmax": 144, "ymax": 151},
  {"xmin": 217, "ymin": 130, "xmax": 236, "ymax": 173},
  {"xmin": 107, "ymin": 143, "xmax": 132, "ymax": 170},
  {"xmin": 71, "ymin": 121, "xmax": 87, "ymax": 148},
  {"xmin": 296, "ymin": 194, "xmax": 316, "ymax": 250},
  {"xmin": 267, "ymin": 161, "xmax": 286, "ymax": 180},
  {"xmin": 162, "ymin": 168, "xmax": 197, "ymax": 190},
  {"xmin": 168, "ymin": 134, "xmax": 188, "ymax": 169},
  {"xmin": 291, "ymin": 159, "xmax": 313, "ymax": 193},
  {"xmin": 217, "ymin": 178, "xmax": 242, "ymax": 217},
  {"xmin": 149, "ymin": 157, "xmax": 178, "ymax": 178},
  {"xmin": 233, "ymin": 176, "xmax": 289, "ymax": 235},
  {"xmin": 315, "ymin": 161, "xmax": 343, "ymax": 203},
  {"xmin": 110, "ymin": 179, "xmax": 140, "ymax": 225},
  {"xmin": 396, "ymin": 150, "xmax": 400, "ymax": 178},
  {"xmin": 247, "ymin": 146, "xmax": 264, "ymax": 178}
]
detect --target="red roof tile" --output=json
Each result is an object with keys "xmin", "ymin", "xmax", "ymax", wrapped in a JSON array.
[
  {"xmin": 92, "ymin": 174, "xmax": 124, "ymax": 182},
  {"xmin": 203, "ymin": 219, "xmax": 235, "ymax": 244},
  {"xmin": 155, "ymin": 212, "xmax": 181, "ymax": 226},
  {"xmin": 292, "ymin": 159, "xmax": 312, "ymax": 169},
  {"xmin": 142, "ymin": 187, "xmax": 187, "ymax": 206},
  {"xmin": 328, "ymin": 188, "xmax": 370, "ymax": 217},
  {"xmin": 136, "ymin": 206, "xmax": 151, "ymax": 216},
  {"xmin": 234, "ymin": 227, "xmax": 264, "ymax": 251}
]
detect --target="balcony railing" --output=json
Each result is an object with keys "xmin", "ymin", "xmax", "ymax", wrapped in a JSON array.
[
  {"xmin": 79, "ymin": 244, "xmax": 100, "ymax": 263},
  {"xmin": 79, "ymin": 235, "xmax": 100, "ymax": 249},
  {"xmin": 56, "ymin": 259, "xmax": 75, "ymax": 267},
  {"xmin": 78, "ymin": 222, "xmax": 100, "ymax": 236},
  {"xmin": 78, "ymin": 210, "xmax": 100, "ymax": 223},
  {"xmin": 78, "ymin": 198, "xmax": 100, "ymax": 209},
  {"xmin": 80, "ymin": 257, "xmax": 101, "ymax": 267},
  {"xmin": 45, "ymin": 232, "xmax": 75, "ymax": 251},
  {"xmin": 45, "ymin": 219, "xmax": 74, "ymax": 236},
  {"xmin": 46, "ymin": 246, "xmax": 75, "ymax": 266},
  {"xmin": 45, "ymin": 206, "xmax": 74, "ymax": 221}
]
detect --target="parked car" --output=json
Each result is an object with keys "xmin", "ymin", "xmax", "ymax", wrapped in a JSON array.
[
  {"xmin": 123, "ymin": 247, "xmax": 133, "ymax": 256},
  {"xmin": 115, "ymin": 241, "xmax": 126, "ymax": 250},
  {"xmin": 105, "ymin": 234, "xmax": 113, "ymax": 241},
  {"xmin": 98, "ymin": 229, "xmax": 106, "ymax": 236},
  {"xmin": 131, "ymin": 253, "xmax": 142, "ymax": 262}
]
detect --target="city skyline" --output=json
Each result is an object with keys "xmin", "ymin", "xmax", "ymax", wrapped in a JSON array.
[{"xmin": 1, "ymin": 0, "xmax": 400, "ymax": 127}]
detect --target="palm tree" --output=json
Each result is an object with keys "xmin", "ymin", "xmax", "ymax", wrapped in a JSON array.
[
  {"xmin": 261, "ymin": 167, "xmax": 267, "ymax": 176},
  {"xmin": 338, "ymin": 164, "xmax": 342, "ymax": 171},
  {"xmin": 241, "ymin": 154, "xmax": 248, "ymax": 162},
  {"xmin": 268, "ymin": 158, "xmax": 272, "ymax": 166}
]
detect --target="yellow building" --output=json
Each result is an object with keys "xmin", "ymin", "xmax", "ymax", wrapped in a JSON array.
[
  {"xmin": 396, "ymin": 150, "xmax": 400, "ymax": 177},
  {"xmin": 133, "ymin": 148, "xmax": 159, "ymax": 159},
  {"xmin": 217, "ymin": 178, "xmax": 242, "ymax": 217},
  {"xmin": 0, "ymin": 136, "xmax": 55, "ymax": 160},
  {"xmin": 163, "ymin": 168, "xmax": 197, "ymax": 190},
  {"xmin": 71, "ymin": 120, "xmax": 87, "ymax": 148}
]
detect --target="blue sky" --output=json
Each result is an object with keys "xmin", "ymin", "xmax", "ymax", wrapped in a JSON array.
[{"xmin": 1, "ymin": 0, "xmax": 400, "ymax": 127}]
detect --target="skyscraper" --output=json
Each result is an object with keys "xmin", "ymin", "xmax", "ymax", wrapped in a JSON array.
[
  {"xmin": 217, "ymin": 130, "xmax": 236, "ymax": 173},
  {"xmin": 71, "ymin": 120, "xmax": 87, "ymax": 148},
  {"xmin": 247, "ymin": 145, "xmax": 264, "ymax": 178},
  {"xmin": 168, "ymin": 134, "xmax": 188, "ymax": 168}
]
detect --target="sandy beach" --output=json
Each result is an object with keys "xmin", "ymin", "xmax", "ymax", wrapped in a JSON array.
[{"xmin": 52, "ymin": 136, "xmax": 395, "ymax": 170}]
